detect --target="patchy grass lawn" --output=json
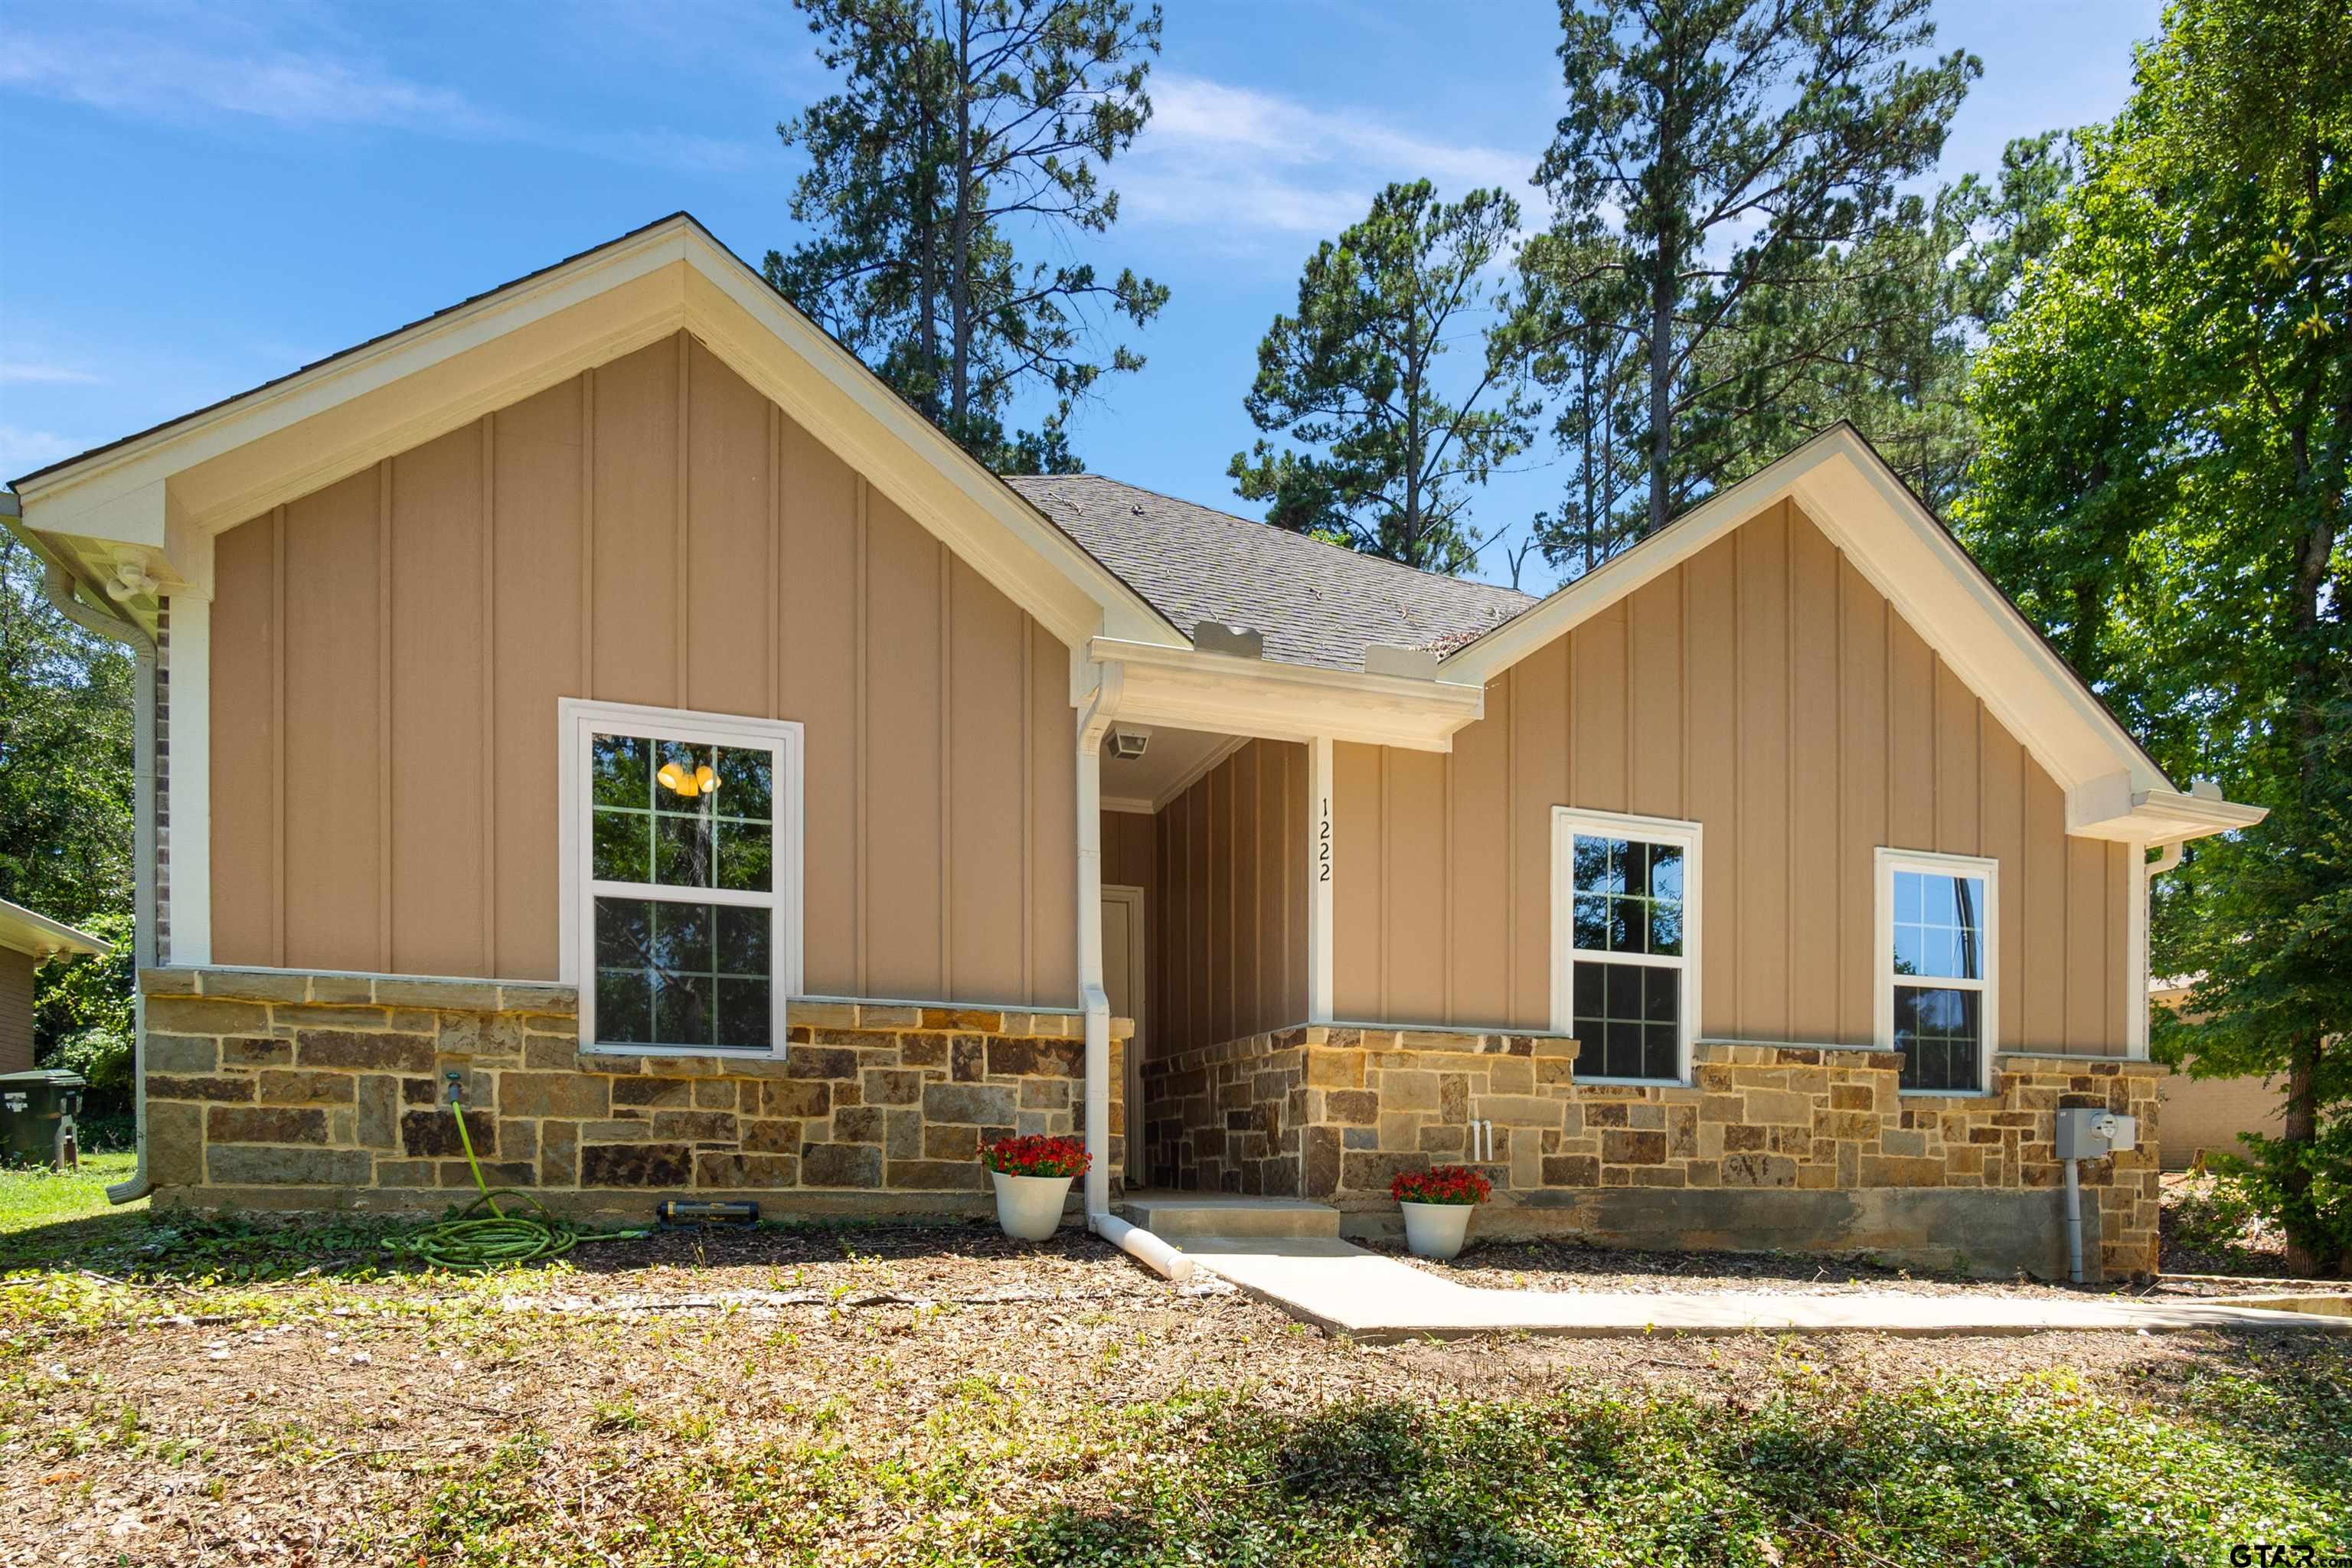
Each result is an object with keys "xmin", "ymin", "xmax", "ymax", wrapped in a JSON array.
[
  {"xmin": 3, "ymin": 1196, "xmax": 2347, "ymax": 1567},
  {"xmin": 0, "ymin": 1152, "xmax": 139, "ymax": 1233}
]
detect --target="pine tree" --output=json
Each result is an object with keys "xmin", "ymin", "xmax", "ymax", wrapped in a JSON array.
[{"xmin": 766, "ymin": 0, "xmax": 1168, "ymax": 472}]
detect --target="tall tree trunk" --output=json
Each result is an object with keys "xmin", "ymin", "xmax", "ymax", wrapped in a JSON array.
[
  {"xmin": 1647, "ymin": 241, "xmax": 1674, "ymax": 534},
  {"xmin": 949, "ymin": 0, "xmax": 974, "ymax": 429},
  {"xmin": 1579, "ymin": 354, "xmax": 1600, "ymax": 573},
  {"xmin": 915, "ymin": 31, "xmax": 940, "ymax": 417},
  {"xmin": 2274, "ymin": 136, "xmax": 2342, "ymax": 1275},
  {"xmin": 2281, "ymin": 1031, "xmax": 2323, "ymax": 1275}
]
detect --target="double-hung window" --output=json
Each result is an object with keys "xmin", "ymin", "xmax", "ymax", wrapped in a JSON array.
[
  {"xmin": 1552, "ymin": 808, "xmax": 1701, "ymax": 1083},
  {"xmin": 559, "ymin": 700, "xmax": 802, "ymax": 1057},
  {"xmin": 1875, "ymin": 848, "xmax": 1996, "ymax": 1092}
]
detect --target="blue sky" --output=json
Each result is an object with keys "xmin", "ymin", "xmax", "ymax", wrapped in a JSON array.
[{"xmin": 2, "ymin": 0, "xmax": 2161, "ymax": 593}]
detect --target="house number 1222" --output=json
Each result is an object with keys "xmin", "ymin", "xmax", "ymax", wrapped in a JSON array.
[{"xmin": 1318, "ymin": 798, "xmax": 1331, "ymax": 883}]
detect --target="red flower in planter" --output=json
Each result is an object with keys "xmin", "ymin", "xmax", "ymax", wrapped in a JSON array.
[
  {"xmin": 1391, "ymin": 1165, "xmax": 1492, "ymax": 1206},
  {"xmin": 979, "ymin": 1135, "xmax": 1093, "ymax": 1178}
]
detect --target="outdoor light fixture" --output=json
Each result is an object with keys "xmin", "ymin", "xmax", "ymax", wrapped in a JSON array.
[{"xmin": 657, "ymin": 760, "xmax": 720, "ymax": 799}]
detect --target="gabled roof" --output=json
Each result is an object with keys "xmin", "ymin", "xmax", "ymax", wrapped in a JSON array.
[
  {"xmin": 2, "ymin": 218, "xmax": 2269, "ymax": 835},
  {"xmin": 1441, "ymin": 423, "xmax": 2261, "ymax": 844},
  {"xmin": 1008, "ymin": 475, "xmax": 1534, "ymax": 673},
  {"xmin": 0, "ymin": 897, "xmax": 106, "ymax": 960},
  {"xmin": 8, "ymin": 213, "xmax": 1184, "ymax": 655}
]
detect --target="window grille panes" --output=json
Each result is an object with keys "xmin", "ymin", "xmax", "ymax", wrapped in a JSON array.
[
  {"xmin": 1570, "ymin": 960, "xmax": 1679, "ymax": 1080},
  {"xmin": 1569, "ymin": 835, "xmax": 1684, "ymax": 957},
  {"xmin": 1561, "ymin": 826, "xmax": 1691, "ymax": 1080},
  {"xmin": 584, "ymin": 726, "xmax": 782, "ymax": 1053},
  {"xmin": 1883, "ymin": 864, "xmax": 1990, "ymax": 1090}
]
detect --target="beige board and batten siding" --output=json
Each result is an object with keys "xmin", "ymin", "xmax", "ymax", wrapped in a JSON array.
[
  {"xmin": 210, "ymin": 330, "xmax": 1079, "ymax": 1004},
  {"xmin": 1334, "ymin": 499, "xmax": 2133, "ymax": 1053},
  {"xmin": 0, "ymin": 949, "xmax": 35, "ymax": 1074},
  {"xmin": 1151, "ymin": 738, "xmax": 1310, "ymax": 1060}
]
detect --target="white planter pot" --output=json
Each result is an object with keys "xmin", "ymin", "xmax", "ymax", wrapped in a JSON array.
[
  {"xmin": 1400, "ymin": 1200, "xmax": 1474, "ymax": 1261},
  {"xmin": 991, "ymin": 1171, "xmax": 1075, "ymax": 1241}
]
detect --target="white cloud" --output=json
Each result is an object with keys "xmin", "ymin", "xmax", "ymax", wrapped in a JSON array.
[
  {"xmin": 1119, "ymin": 73, "xmax": 1539, "ymax": 246},
  {"xmin": 0, "ymin": 31, "xmax": 509, "ymax": 135},
  {"xmin": 0, "ymin": 424, "xmax": 86, "ymax": 477},
  {"xmin": 0, "ymin": 24, "xmax": 763, "ymax": 173},
  {"xmin": 0, "ymin": 362, "xmax": 102, "ymax": 386}
]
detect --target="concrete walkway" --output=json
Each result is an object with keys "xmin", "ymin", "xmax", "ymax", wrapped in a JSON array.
[{"xmin": 1180, "ymin": 1236, "xmax": 2352, "ymax": 1342}]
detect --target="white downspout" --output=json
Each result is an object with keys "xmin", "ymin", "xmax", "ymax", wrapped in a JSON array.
[
  {"xmin": 2126, "ymin": 839, "xmax": 2184, "ymax": 1060},
  {"xmin": 20, "ymin": 536, "xmax": 158, "ymax": 1205},
  {"xmin": 2063, "ymin": 1154, "xmax": 2086, "ymax": 1285},
  {"xmin": 2073, "ymin": 839, "xmax": 2187, "ymax": 1282},
  {"xmin": 1073, "ymin": 662, "xmax": 1191, "ymax": 1282}
]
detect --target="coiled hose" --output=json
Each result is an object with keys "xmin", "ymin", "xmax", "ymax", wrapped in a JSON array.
[{"xmin": 384, "ymin": 1090, "xmax": 642, "ymax": 1272}]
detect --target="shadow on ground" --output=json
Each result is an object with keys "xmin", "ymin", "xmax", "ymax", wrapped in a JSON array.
[{"xmin": 972, "ymin": 1362, "xmax": 2350, "ymax": 1566}]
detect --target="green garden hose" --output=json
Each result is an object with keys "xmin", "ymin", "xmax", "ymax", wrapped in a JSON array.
[{"xmin": 384, "ymin": 1091, "xmax": 643, "ymax": 1272}]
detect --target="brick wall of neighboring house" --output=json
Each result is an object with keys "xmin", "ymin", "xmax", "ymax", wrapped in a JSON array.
[
  {"xmin": 0, "ymin": 948, "xmax": 38, "ymax": 1075},
  {"xmin": 1142, "ymin": 1026, "xmax": 2163, "ymax": 1282},
  {"xmin": 136, "ymin": 969, "xmax": 1125, "ymax": 1220}
]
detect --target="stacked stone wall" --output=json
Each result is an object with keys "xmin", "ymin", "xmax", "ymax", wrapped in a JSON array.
[
  {"xmin": 1142, "ymin": 1026, "xmax": 2161, "ymax": 1279},
  {"xmin": 139, "ymin": 969, "xmax": 1125, "ymax": 1219}
]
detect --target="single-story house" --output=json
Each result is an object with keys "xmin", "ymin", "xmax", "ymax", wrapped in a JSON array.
[
  {"xmin": 4, "ymin": 214, "xmax": 2265, "ymax": 1281},
  {"xmin": 0, "ymin": 897, "xmax": 107, "ymax": 1075}
]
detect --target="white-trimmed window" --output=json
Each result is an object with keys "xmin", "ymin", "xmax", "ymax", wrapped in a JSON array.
[
  {"xmin": 1552, "ymin": 808, "xmax": 1701, "ymax": 1083},
  {"xmin": 1874, "ymin": 848, "xmax": 1996, "ymax": 1093},
  {"xmin": 558, "ymin": 700, "xmax": 802, "ymax": 1057}
]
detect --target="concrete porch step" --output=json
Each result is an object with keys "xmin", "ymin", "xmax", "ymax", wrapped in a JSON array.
[{"xmin": 1116, "ymin": 1191, "xmax": 1342, "ymax": 1241}]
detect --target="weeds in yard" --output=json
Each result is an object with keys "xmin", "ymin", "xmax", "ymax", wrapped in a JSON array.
[{"xmin": 372, "ymin": 1363, "xmax": 2348, "ymax": 1566}]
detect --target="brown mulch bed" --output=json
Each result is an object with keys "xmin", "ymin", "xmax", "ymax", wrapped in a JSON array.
[
  {"xmin": 7, "ymin": 1222, "xmax": 2347, "ymax": 1566},
  {"xmin": 2158, "ymin": 1168, "xmax": 2303, "ymax": 1277}
]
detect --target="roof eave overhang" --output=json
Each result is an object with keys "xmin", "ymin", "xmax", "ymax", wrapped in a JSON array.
[
  {"xmin": 1087, "ymin": 636, "xmax": 1483, "ymax": 752},
  {"xmin": 1438, "ymin": 426, "xmax": 2268, "ymax": 843},
  {"xmin": 11, "ymin": 217, "xmax": 1182, "ymax": 655},
  {"xmin": 2069, "ymin": 785, "xmax": 2270, "ymax": 846},
  {"xmin": 0, "ymin": 903, "xmax": 107, "ymax": 959}
]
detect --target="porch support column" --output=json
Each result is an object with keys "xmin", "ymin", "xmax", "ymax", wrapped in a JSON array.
[
  {"xmin": 168, "ymin": 593, "xmax": 213, "ymax": 965},
  {"xmin": 1074, "ymin": 662, "xmax": 1124, "ymax": 1217},
  {"xmin": 1308, "ymin": 735, "xmax": 1333, "ymax": 1024}
]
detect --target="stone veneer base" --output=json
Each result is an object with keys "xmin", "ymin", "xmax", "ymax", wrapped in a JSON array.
[
  {"xmin": 137, "ymin": 968, "xmax": 1125, "ymax": 1223},
  {"xmin": 1142, "ymin": 1025, "xmax": 2162, "ymax": 1282}
]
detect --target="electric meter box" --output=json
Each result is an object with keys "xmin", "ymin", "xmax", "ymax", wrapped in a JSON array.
[{"xmin": 2053, "ymin": 1107, "xmax": 2137, "ymax": 1159}]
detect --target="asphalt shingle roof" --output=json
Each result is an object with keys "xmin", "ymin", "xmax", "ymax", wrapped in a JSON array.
[{"xmin": 1007, "ymin": 475, "xmax": 1536, "ymax": 674}]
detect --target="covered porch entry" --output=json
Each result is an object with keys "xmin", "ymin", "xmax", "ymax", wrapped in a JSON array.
[{"xmin": 1096, "ymin": 723, "xmax": 1317, "ymax": 1191}]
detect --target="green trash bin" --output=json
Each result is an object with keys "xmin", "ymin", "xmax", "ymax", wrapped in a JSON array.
[{"xmin": 0, "ymin": 1069, "xmax": 87, "ymax": 1170}]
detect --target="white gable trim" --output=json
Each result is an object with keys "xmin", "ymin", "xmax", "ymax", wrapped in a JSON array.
[
  {"xmin": 13, "ymin": 216, "xmax": 1183, "ymax": 656},
  {"xmin": 1439, "ymin": 426, "xmax": 2261, "ymax": 846}
]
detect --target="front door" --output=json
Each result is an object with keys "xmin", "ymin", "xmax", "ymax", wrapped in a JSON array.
[{"xmin": 1102, "ymin": 885, "xmax": 1147, "ymax": 1185}]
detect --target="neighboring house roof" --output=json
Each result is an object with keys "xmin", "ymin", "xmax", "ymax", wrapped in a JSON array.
[
  {"xmin": 1007, "ymin": 475, "xmax": 1535, "ymax": 673},
  {"xmin": 0, "ymin": 898, "xmax": 106, "ymax": 960}
]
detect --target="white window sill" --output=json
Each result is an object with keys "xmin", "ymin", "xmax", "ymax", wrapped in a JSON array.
[
  {"xmin": 580, "ymin": 1044, "xmax": 783, "ymax": 1061},
  {"xmin": 1896, "ymin": 1087, "xmax": 1993, "ymax": 1099},
  {"xmin": 1577, "ymin": 1075, "xmax": 1690, "ymax": 1089}
]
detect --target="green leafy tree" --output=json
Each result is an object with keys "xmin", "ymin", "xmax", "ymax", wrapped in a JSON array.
[
  {"xmin": 1960, "ymin": 0, "xmax": 2351, "ymax": 1272},
  {"xmin": 0, "ymin": 535, "xmax": 132, "ymax": 926},
  {"xmin": 1532, "ymin": 0, "xmax": 1980, "ymax": 532},
  {"xmin": 1684, "ymin": 132, "xmax": 2085, "ymax": 511},
  {"xmin": 0, "ymin": 534, "xmax": 136, "ymax": 1119},
  {"xmin": 766, "ymin": 0, "xmax": 1168, "ymax": 473},
  {"xmin": 1230, "ymin": 181, "xmax": 1533, "ymax": 575}
]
